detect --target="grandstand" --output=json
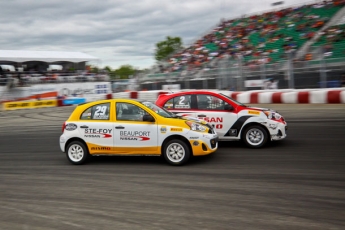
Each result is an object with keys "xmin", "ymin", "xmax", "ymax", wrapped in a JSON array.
[
  {"xmin": 141, "ymin": 0, "xmax": 345, "ymax": 90},
  {"xmin": 167, "ymin": 0, "xmax": 345, "ymax": 70}
]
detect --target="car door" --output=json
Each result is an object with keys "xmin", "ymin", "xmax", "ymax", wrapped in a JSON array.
[
  {"xmin": 113, "ymin": 102, "xmax": 159, "ymax": 154},
  {"xmin": 78, "ymin": 102, "xmax": 114, "ymax": 153},
  {"xmin": 195, "ymin": 94, "xmax": 239, "ymax": 139}
]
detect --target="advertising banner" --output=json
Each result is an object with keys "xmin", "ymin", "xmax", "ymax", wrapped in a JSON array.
[
  {"xmin": 162, "ymin": 84, "xmax": 181, "ymax": 91},
  {"xmin": 56, "ymin": 82, "xmax": 111, "ymax": 98},
  {"xmin": 62, "ymin": 98, "xmax": 86, "ymax": 105},
  {"xmin": 244, "ymin": 80, "xmax": 264, "ymax": 88},
  {"xmin": 3, "ymin": 100, "xmax": 57, "ymax": 110}
]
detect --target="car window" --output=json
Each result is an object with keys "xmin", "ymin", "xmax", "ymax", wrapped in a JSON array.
[
  {"xmin": 196, "ymin": 95, "xmax": 229, "ymax": 110},
  {"xmin": 80, "ymin": 103, "xmax": 110, "ymax": 120},
  {"xmin": 116, "ymin": 102, "xmax": 148, "ymax": 121},
  {"xmin": 141, "ymin": 101, "xmax": 176, "ymax": 118},
  {"xmin": 164, "ymin": 95, "xmax": 192, "ymax": 109}
]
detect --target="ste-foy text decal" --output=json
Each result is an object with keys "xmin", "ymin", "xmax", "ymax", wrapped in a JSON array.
[
  {"xmin": 120, "ymin": 131, "xmax": 150, "ymax": 141},
  {"xmin": 84, "ymin": 128, "xmax": 112, "ymax": 138}
]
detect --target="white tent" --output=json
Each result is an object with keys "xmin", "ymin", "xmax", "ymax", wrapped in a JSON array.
[{"xmin": 0, "ymin": 50, "xmax": 99, "ymax": 63}]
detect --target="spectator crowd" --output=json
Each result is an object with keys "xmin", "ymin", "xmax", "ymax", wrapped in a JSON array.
[{"xmin": 162, "ymin": 0, "xmax": 345, "ymax": 73}]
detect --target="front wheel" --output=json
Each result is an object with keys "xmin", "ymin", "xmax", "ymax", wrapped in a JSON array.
[
  {"xmin": 242, "ymin": 125, "xmax": 268, "ymax": 148},
  {"xmin": 66, "ymin": 141, "xmax": 89, "ymax": 165},
  {"xmin": 163, "ymin": 140, "xmax": 191, "ymax": 166}
]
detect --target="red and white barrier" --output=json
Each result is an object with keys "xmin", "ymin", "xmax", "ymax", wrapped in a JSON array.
[{"xmin": 110, "ymin": 88, "xmax": 345, "ymax": 104}]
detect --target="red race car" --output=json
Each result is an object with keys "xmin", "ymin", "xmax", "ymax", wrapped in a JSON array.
[{"xmin": 155, "ymin": 90, "xmax": 287, "ymax": 148}]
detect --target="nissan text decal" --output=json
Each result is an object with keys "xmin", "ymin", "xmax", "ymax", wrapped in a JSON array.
[
  {"xmin": 120, "ymin": 131, "xmax": 150, "ymax": 141},
  {"xmin": 84, "ymin": 129, "xmax": 112, "ymax": 138}
]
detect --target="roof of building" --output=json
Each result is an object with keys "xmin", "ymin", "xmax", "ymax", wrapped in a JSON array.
[{"xmin": 0, "ymin": 50, "xmax": 99, "ymax": 63}]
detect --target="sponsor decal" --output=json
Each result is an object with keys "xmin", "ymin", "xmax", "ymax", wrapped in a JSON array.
[
  {"xmin": 3, "ymin": 100, "xmax": 57, "ymax": 110},
  {"xmin": 211, "ymin": 124, "xmax": 223, "ymax": 129},
  {"xmin": 65, "ymin": 123, "xmax": 77, "ymax": 131},
  {"xmin": 175, "ymin": 104, "xmax": 190, "ymax": 109},
  {"xmin": 119, "ymin": 131, "xmax": 150, "ymax": 141},
  {"xmin": 202, "ymin": 117, "xmax": 223, "ymax": 123},
  {"xmin": 202, "ymin": 134, "xmax": 211, "ymax": 139},
  {"xmin": 248, "ymin": 110, "xmax": 260, "ymax": 115},
  {"xmin": 190, "ymin": 137, "xmax": 199, "ymax": 139},
  {"xmin": 225, "ymin": 116, "xmax": 252, "ymax": 137},
  {"xmin": 91, "ymin": 147, "xmax": 111, "ymax": 151},
  {"xmin": 84, "ymin": 128, "xmax": 112, "ymax": 138},
  {"xmin": 200, "ymin": 117, "xmax": 223, "ymax": 129},
  {"xmin": 93, "ymin": 115, "xmax": 109, "ymax": 119},
  {"xmin": 170, "ymin": 128, "xmax": 183, "ymax": 132},
  {"xmin": 193, "ymin": 141, "xmax": 199, "ymax": 146},
  {"xmin": 229, "ymin": 129, "xmax": 237, "ymax": 136},
  {"xmin": 160, "ymin": 126, "xmax": 167, "ymax": 133},
  {"xmin": 84, "ymin": 134, "xmax": 112, "ymax": 138}
]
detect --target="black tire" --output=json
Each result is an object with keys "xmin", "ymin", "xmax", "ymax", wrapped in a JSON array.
[
  {"xmin": 163, "ymin": 139, "xmax": 191, "ymax": 166},
  {"xmin": 242, "ymin": 125, "xmax": 268, "ymax": 148},
  {"xmin": 66, "ymin": 141, "xmax": 89, "ymax": 165}
]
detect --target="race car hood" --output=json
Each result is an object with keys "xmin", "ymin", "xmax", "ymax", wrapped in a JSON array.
[
  {"xmin": 247, "ymin": 106, "xmax": 277, "ymax": 113},
  {"xmin": 177, "ymin": 115, "xmax": 208, "ymax": 125}
]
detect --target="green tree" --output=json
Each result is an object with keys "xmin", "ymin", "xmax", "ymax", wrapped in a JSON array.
[
  {"xmin": 89, "ymin": 65, "xmax": 99, "ymax": 74},
  {"xmin": 155, "ymin": 36, "xmax": 183, "ymax": 61},
  {"xmin": 114, "ymin": 65, "xmax": 136, "ymax": 79},
  {"xmin": 104, "ymin": 66, "xmax": 117, "ymax": 79}
]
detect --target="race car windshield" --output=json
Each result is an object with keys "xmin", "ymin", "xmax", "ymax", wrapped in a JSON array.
[
  {"xmin": 220, "ymin": 93, "xmax": 247, "ymax": 106},
  {"xmin": 141, "ymin": 101, "xmax": 177, "ymax": 118}
]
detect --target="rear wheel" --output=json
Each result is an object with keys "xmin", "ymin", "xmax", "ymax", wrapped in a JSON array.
[
  {"xmin": 66, "ymin": 141, "xmax": 89, "ymax": 165},
  {"xmin": 242, "ymin": 125, "xmax": 268, "ymax": 148},
  {"xmin": 163, "ymin": 140, "xmax": 190, "ymax": 166}
]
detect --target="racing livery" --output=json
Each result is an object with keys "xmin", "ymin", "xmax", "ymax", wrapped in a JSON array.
[
  {"xmin": 155, "ymin": 91, "xmax": 287, "ymax": 148},
  {"xmin": 60, "ymin": 99, "xmax": 218, "ymax": 165}
]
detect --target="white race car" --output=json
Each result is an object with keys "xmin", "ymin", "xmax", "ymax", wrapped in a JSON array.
[{"xmin": 156, "ymin": 90, "xmax": 287, "ymax": 148}]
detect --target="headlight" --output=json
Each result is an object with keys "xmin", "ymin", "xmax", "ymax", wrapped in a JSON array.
[
  {"xmin": 264, "ymin": 111, "xmax": 282, "ymax": 120},
  {"xmin": 186, "ymin": 121, "xmax": 207, "ymax": 132}
]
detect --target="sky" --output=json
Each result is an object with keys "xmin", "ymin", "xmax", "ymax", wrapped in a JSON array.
[{"xmin": 0, "ymin": 0, "xmax": 306, "ymax": 70}]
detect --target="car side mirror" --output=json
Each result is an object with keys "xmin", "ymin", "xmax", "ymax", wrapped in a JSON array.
[
  {"xmin": 224, "ymin": 104, "xmax": 234, "ymax": 111},
  {"xmin": 143, "ymin": 114, "xmax": 155, "ymax": 122}
]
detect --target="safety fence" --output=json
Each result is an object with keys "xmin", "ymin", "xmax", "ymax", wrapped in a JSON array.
[{"xmin": 141, "ymin": 56, "xmax": 345, "ymax": 91}]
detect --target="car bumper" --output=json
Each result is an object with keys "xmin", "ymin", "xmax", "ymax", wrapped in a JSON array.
[
  {"xmin": 266, "ymin": 121, "xmax": 287, "ymax": 141},
  {"xmin": 190, "ymin": 134, "xmax": 218, "ymax": 156},
  {"xmin": 59, "ymin": 134, "xmax": 66, "ymax": 152}
]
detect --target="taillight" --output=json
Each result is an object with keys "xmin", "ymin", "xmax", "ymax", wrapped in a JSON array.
[{"xmin": 62, "ymin": 122, "xmax": 66, "ymax": 133}]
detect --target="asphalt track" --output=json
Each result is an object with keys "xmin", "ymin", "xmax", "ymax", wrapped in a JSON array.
[{"xmin": 0, "ymin": 104, "xmax": 344, "ymax": 230}]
